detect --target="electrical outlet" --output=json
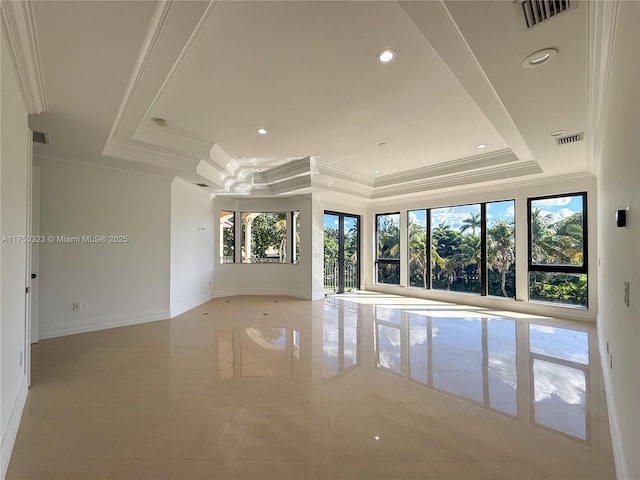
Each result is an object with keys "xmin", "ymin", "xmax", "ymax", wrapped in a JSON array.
[
  {"xmin": 72, "ymin": 302, "xmax": 81, "ymax": 311},
  {"xmin": 624, "ymin": 281, "xmax": 630, "ymax": 307}
]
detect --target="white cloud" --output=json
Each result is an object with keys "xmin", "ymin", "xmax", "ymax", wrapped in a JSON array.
[{"xmin": 533, "ymin": 197, "xmax": 572, "ymax": 207}]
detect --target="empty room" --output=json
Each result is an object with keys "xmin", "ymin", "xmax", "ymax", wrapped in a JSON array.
[{"xmin": 0, "ymin": 1, "xmax": 638, "ymax": 479}]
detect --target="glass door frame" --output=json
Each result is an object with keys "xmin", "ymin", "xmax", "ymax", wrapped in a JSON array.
[{"xmin": 324, "ymin": 211, "xmax": 361, "ymax": 294}]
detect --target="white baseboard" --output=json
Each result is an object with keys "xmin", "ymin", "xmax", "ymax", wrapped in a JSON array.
[
  {"xmin": 212, "ymin": 288, "xmax": 312, "ymax": 300},
  {"xmin": 170, "ymin": 292, "xmax": 216, "ymax": 318},
  {"xmin": 39, "ymin": 308, "xmax": 170, "ymax": 339},
  {"xmin": 597, "ymin": 324, "xmax": 629, "ymax": 480},
  {"xmin": 1, "ymin": 377, "xmax": 28, "ymax": 480}
]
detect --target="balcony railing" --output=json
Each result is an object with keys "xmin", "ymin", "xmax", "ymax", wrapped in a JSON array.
[{"xmin": 324, "ymin": 261, "xmax": 359, "ymax": 293}]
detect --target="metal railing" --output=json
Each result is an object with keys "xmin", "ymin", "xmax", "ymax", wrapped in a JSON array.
[{"xmin": 324, "ymin": 261, "xmax": 359, "ymax": 292}]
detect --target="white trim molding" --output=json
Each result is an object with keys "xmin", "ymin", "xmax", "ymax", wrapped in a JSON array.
[
  {"xmin": 587, "ymin": 0, "xmax": 621, "ymax": 175},
  {"xmin": 0, "ymin": 0, "xmax": 48, "ymax": 114},
  {"xmin": 39, "ymin": 308, "xmax": 170, "ymax": 340},
  {"xmin": 0, "ymin": 378, "xmax": 28, "ymax": 480}
]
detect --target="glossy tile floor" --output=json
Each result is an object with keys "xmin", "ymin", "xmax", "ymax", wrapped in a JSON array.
[{"xmin": 8, "ymin": 294, "xmax": 616, "ymax": 479}]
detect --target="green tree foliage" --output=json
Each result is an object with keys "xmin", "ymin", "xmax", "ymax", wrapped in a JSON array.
[
  {"xmin": 487, "ymin": 220, "xmax": 515, "ymax": 298},
  {"xmin": 249, "ymin": 212, "xmax": 286, "ymax": 259},
  {"xmin": 530, "ymin": 208, "xmax": 586, "ymax": 305}
]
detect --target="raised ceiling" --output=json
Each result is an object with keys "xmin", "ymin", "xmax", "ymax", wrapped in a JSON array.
[{"xmin": 23, "ymin": 1, "xmax": 590, "ymax": 199}]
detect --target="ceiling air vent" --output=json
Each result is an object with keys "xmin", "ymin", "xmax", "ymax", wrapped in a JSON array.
[
  {"xmin": 555, "ymin": 132, "xmax": 584, "ymax": 145},
  {"xmin": 519, "ymin": 0, "xmax": 576, "ymax": 29},
  {"xmin": 195, "ymin": 183, "xmax": 210, "ymax": 188},
  {"xmin": 32, "ymin": 131, "xmax": 49, "ymax": 145}
]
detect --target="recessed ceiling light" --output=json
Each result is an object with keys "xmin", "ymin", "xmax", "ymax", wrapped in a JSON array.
[
  {"xmin": 547, "ymin": 130, "xmax": 568, "ymax": 138},
  {"xmin": 476, "ymin": 144, "xmax": 488, "ymax": 149},
  {"xmin": 376, "ymin": 49, "xmax": 396, "ymax": 64},
  {"xmin": 373, "ymin": 170, "xmax": 381, "ymax": 174},
  {"xmin": 152, "ymin": 117, "xmax": 168, "ymax": 127},
  {"xmin": 257, "ymin": 128, "xmax": 268, "ymax": 135},
  {"xmin": 522, "ymin": 48, "xmax": 558, "ymax": 68}
]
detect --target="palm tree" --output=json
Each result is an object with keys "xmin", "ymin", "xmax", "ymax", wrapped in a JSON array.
[
  {"xmin": 459, "ymin": 233, "xmax": 481, "ymax": 282},
  {"xmin": 460, "ymin": 213, "xmax": 481, "ymax": 235},
  {"xmin": 488, "ymin": 221, "xmax": 515, "ymax": 297}
]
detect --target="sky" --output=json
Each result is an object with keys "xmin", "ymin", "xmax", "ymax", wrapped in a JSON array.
[{"xmin": 323, "ymin": 194, "xmax": 581, "ymax": 233}]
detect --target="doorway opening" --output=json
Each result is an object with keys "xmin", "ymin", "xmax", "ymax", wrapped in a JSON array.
[{"xmin": 323, "ymin": 212, "xmax": 360, "ymax": 294}]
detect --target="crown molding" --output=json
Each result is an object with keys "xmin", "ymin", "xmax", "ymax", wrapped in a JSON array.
[
  {"xmin": 133, "ymin": 125, "xmax": 212, "ymax": 159},
  {"xmin": 368, "ymin": 171, "xmax": 596, "ymax": 206},
  {"xmin": 311, "ymin": 174, "xmax": 373, "ymax": 199},
  {"xmin": 105, "ymin": 0, "xmax": 173, "ymax": 145},
  {"xmin": 196, "ymin": 159, "xmax": 227, "ymax": 188},
  {"xmin": 33, "ymin": 151, "xmax": 174, "ymax": 180},
  {"xmin": 1, "ymin": 0, "xmax": 48, "ymax": 114},
  {"xmin": 253, "ymin": 157, "xmax": 311, "ymax": 185},
  {"xmin": 374, "ymin": 149, "xmax": 517, "ymax": 187},
  {"xmin": 312, "ymin": 161, "xmax": 375, "ymax": 188},
  {"xmin": 103, "ymin": 139, "xmax": 199, "ymax": 170},
  {"xmin": 372, "ymin": 160, "xmax": 542, "ymax": 199},
  {"xmin": 587, "ymin": 0, "xmax": 621, "ymax": 175}
]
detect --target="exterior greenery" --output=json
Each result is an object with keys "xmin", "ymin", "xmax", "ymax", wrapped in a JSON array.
[
  {"xmin": 376, "ymin": 213, "xmax": 400, "ymax": 285},
  {"xmin": 242, "ymin": 212, "xmax": 287, "ymax": 262},
  {"xmin": 529, "ymin": 194, "xmax": 587, "ymax": 306}
]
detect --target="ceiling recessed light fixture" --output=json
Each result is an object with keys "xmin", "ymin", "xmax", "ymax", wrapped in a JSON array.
[
  {"xmin": 152, "ymin": 117, "xmax": 168, "ymax": 127},
  {"xmin": 376, "ymin": 49, "xmax": 396, "ymax": 64},
  {"xmin": 522, "ymin": 48, "xmax": 558, "ymax": 68},
  {"xmin": 476, "ymin": 144, "xmax": 488, "ymax": 149},
  {"xmin": 257, "ymin": 128, "xmax": 268, "ymax": 135}
]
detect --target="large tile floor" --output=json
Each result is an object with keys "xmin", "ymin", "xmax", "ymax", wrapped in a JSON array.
[{"xmin": 8, "ymin": 294, "xmax": 616, "ymax": 479}]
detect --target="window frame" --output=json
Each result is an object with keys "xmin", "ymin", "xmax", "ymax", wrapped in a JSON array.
[
  {"xmin": 527, "ymin": 192, "xmax": 588, "ymax": 275},
  {"xmin": 375, "ymin": 212, "xmax": 401, "ymax": 285}
]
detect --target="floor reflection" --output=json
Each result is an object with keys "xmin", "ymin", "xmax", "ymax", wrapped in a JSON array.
[{"xmin": 337, "ymin": 297, "xmax": 590, "ymax": 442}]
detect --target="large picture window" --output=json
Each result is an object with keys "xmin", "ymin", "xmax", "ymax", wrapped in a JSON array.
[
  {"xmin": 528, "ymin": 193, "xmax": 587, "ymax": 307},
  {"xmin": 408, "ymin": 209, "xmax": 428, "ymax": 288},
  {"xmin": 376, "ymin": 213, "xmax": 400, "ymax": 285},
  {"xmin": 431, "ymin": 204, "xmax": 481, "ymax": 294},
  {"xmin": 241, "ymin": 212, "xmax": 287, "ymax": 263},
  {"xmin": 487, "ymin": 200, "xmax": 515, "ymax": 298}
]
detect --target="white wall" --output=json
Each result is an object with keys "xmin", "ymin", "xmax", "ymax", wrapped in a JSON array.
[
  {"xmin": 170, "ymin": 178, "xmax": 215, "ymax": 317},
  {"xmin": 364, "ymin": 175, "xmax": 597, "ymax": 322},
  {"xmin": 0, "ymin": 39, "xmax": 30, "ymax": 480},
  {"xmin": 596, "ymin": 3, "xmax": 640, "ymax": 478},
  {"xmin": 37, "ymin": 159, "xmax": 172, "ymax": 339},
  {"xmin": 213, "ymin": 195, "xmax": 314, "ymax": 299}
]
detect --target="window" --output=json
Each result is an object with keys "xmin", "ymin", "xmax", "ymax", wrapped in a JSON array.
[
  {"xmin": 528, "ymin": 193, "xmax": 587, "ymax": 307},
  {"xmin": 219, "ymin": 211, "xmax": 235, "ymax": 264},
  {"xmin": 241, "ymin": 212, "xmax": 287, "ymax": 263},
  {"xmin": 408, "ymin": 209, "xmax": 428, "ymax": 288},
  {"xmin": 431, "ymin": 204, "xmax": 481, "ymax": 294},
  {"xmin": 292, "ymin": 210, "xmax": 300, "ymax": 264},
  {"xmin": 487, "ymin": 200, "xmax": 515, "ymax": 298},
  {"xmin": 376, "ymin": 213, "xmax": 400, "ymax": 285}
]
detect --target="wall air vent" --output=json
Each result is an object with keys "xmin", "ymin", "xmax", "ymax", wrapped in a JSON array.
[
  {"xmin": 519, "ymin": 0, "xmax": 576, "ymax": 29},
  {"xmin": 33, "ymin": 131, "xmax": 49, "ymax": 145},
  {"xmin": 555, "ymin": 132, "xmax": 584, "ymax": 145},
  {"xmin": 195, "ymin": 183, "xmax": 210, "ymax": 187}
]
